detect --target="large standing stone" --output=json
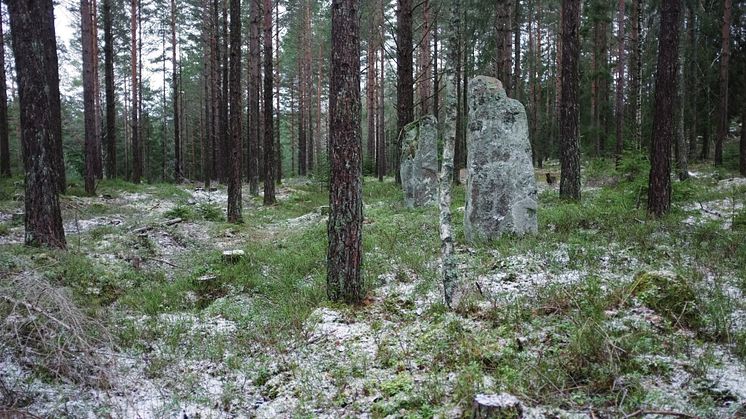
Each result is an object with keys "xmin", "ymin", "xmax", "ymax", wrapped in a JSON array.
[
  {"xmin": 465, "ymin": 76, "xmax": 537, "ymax": 241},
  {"xmin": 400, "ymin": 115, "xmax": 439, "ymax": 208}
]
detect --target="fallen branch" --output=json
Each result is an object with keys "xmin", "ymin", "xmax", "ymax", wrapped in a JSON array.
[
  {"xmin": 143, "ymin": 257, "xmax": 181, "ymax": 268},
  {"xmin": 1, "ymin": 295, "xmax": 74, "ymax": 332},
  {"xmin": 624, "ymin": 409, "xmax": 698, "ymax": 418}
]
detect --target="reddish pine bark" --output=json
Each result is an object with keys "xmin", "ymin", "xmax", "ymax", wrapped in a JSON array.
[
  {"xmin": 495, "ymin": 0, "xmax": 513, "ymax": 96},
  {"xmin": 328, "ymin": 0, "xmax": 363, "ymax": 304},
  {"xmin": 614, "ymin": 0, "xmax": 625, "ymax": 159},
  {"xmin": 263, "ymin": 0, "xmax": 275, "ymax": 205},
  {"xmin": 227, "ymin": 0, "xmax": 242, "ymax": 222},
  {"xmin": 559, "ymin": 0, "xmax": 581, "ymax": 201},
  {"xmin": 7, "ymin": 0, "xmax": 67, "ymax": 248},
  {"xmin": 647, "ymin": 0, "xmax": 682, "ymax": 217},
  {"xmin": 395, "ymin": 0, "xmax": 413, "ymax": 185},
  {"xmin": 247, "ymin": 0, "xmax": 260, "ymax": 194},
  {"xmin": 82, "ymin": 0, "xmax": 97, "ymax": 194},
  {"xmin": 103, "ymin": 0, "xmax": 116, "ymax": 178}
]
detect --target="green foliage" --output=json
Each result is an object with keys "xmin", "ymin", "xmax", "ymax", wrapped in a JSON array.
[{"xmin": 631, "ymin": 272, "xmax": 700, "ymax": 328}]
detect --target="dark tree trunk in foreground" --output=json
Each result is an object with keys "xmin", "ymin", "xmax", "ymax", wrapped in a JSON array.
[
  {"xmin": 0, "ymin": 15, "xmax": 10, "ymax": 177},
  {"xmin": 328, "ymin": 0, "xmax": 363, "ymax": 304},
  {"xmin": 715, "ymin": 0, "xmax": 731, "ymax": 166},
  {"xmin": 227, "ymin": 0, "xmax": 242, "ymax": 222},
  {"xmin": 82, "ymin": 0, "xmax": 97, "ymax": 194},
  {"xmin": 247, "ymin": 0, "xmax": 260, "ymax": 194},
  {"xmin": 42, "ymin": 0, "xmax": 65, "ymax": 193},
  {"xmin": 648, "ymin": 0, "xmax": 681, "ymax": 217},
  {"xmin": 559, "ymin": 0, "xmax": 581, "ymax": 201},
  {"xmin": 263, "ymin": 0, "xmax": 275, "ymax": 205},
  {"xmin": 395, "ymin": 0, "xmax": 413, "ymax": 185},
  {"xmin": 130, "ymin": 0, "xmax": 141, "ymax": 183},
  {"xmin": 627, "ymin": 0, "xmax": 641, "ymax": 150},
  {"xmin": 7, "ymin": 0, "xmax": 66, "ymax": 248},
  {"xmin": 103, "ymin": 0, "xmax": 116, "ymax": 178}
]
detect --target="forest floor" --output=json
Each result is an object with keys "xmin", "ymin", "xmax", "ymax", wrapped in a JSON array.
[{"xmin": 1, "ymin": 157, "xmax": 746, "ymax": 418}]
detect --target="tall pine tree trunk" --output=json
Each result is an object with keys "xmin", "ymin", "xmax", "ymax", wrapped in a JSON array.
[
  {"xmin": 627, "ymin": 0, "xmax": 642, "ymax": 150},
  {"xmin": 715, "ymin": 0, "xmax": 731, "ymax": 165},
  {"xmin": 648, "ymin": 0, "xmax": 681, "ymax": 217},
  {"xmin": 171, "ymin": 0, "xmax": 181, "ymax": 181},
  {"xmin": 7, "ymin": 0, "xmax": 66, "ymax": 248},
  {"xmin": 495, "ymin": 0, "xmax": 513, "ymax": 96},
  {"xmin": 130, "ymin": 0, "xmax": 141, "ymax": 183},
  {"xmin": 227, "ymin": 0, "xmax": 242, "ymax": 222},
  {"xmin": 263, "ymin": 0, "xmax": 275, "ymax": 205},
  {"xmin": 396, "ymin": 0, "xmax": 413, "ymax": 185},
  {"xmin": 248, "ymin": 0, "xmax": 260, "ymax": 194},
  {"xmin": 419, "ymin": 0, "xmax": 432, "ymax": 114},
  {"xmin": 328, "ymin": 0, "xmax": 363, "ymax": 304},
  {"xmin": 559, "ymin": 0, "xmax": 581, "ymax": 201},
  {"xmin": 103, "ymin": 0, "xmax": 116, "ymax": 178},
  {"xmin": 82, "ymin": 0, "xmax": 97, "ymax": 194}
]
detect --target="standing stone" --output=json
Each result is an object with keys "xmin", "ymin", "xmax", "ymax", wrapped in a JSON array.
[
  {"xmin": 465, "ymin": 76, "xmax": 537, "ymax": 241},
  {"xmin": 400, "ymin": 115, "xmax": 439, "ymax": 208}
]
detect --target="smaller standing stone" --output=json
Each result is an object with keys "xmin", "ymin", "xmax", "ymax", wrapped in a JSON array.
[
  {"xmin": 400, "ymin": 115, "xmax": 439, "ymax": 208},
  {"xmin": 472, "ymin": 393, "xmax": 523, "ymax": 418}
]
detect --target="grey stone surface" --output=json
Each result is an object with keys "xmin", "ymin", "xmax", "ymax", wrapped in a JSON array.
[
  {"xmin": 400, "ymin": 115, "xmax": 439, "ymax": 208},
  {"xmin": 465, "ymin": 76, "xmax": 538, "ymax": 241}
]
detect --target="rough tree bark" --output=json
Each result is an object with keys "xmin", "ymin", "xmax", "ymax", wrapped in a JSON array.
[
  {"xmin": 103, "ymin": 0, "xmax": 116, "ymax": 178},
  {"xmin": 648, "ymin": 0, "xmax": 681, "ymax": 217},
  {"xmin": 396, "ymin": 0, "xmax": 414, "ymax": 185},
  {"xmin": 419, "ymin": 0, "xmax": 432, "ymax": 114},
  {"xmin": 741, "ymin": 103, "xmax": 746, "ymax": 176},
  {"xmin": 248, "ymin": 0, "xmax": 260, "ymax": 194},
  {"xmin": 42, "ymin": 0, "xmax": 65, "ymax": 192},
  {"xmin": 130, "ymin": 0, "xmax": 141, "ymax": 183},
  {"xmin": 715, "ymin": 0, "xmax": 731, "ymax": 166},
  {"xmin": 495, "ymin": 0, "xmax": 513, "ymax": 96},
  {"xmin": 377, "ymin": 29, "xmax": 386, "ymax": 181},
  {"xmin": 627, "ymin": 0, "xmax": 642, "ymax": 150},
  {"xmin": 227, "ymin": 0, "xmax": 242, "ymax": 222},
  {"xmin": 328, "ymin": 0, "xmax": 363, "ymax": 304},
  {"xmin": 7, "ymin": 0, "xmax": 67, "ymax": 248},
  {"xmin": 559, "ymin": 0, "xmax": 581, "ymax": 201},
  {"xmin": 263, "ymin": 0, "xmax": 275, "ymax": 205},
  {"xmin": 82, "ymin": 0, "xmax": 97, "ymax": 194}
]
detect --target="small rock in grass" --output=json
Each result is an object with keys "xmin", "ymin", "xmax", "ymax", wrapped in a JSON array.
[
  {"xmin": 472, "ymin": 393, "xmax": 523, "ymax": 418},
  {"xmin": 222, "ymin": 249, "xmax": 245, "ymax": 263}
]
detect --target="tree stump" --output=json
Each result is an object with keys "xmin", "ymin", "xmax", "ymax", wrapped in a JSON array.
[{"xmin": 472, "ymin": 393, "xmax": 523, "ymax": 419}]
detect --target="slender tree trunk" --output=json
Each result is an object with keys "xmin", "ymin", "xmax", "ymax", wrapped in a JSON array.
[
  {"xmin": 7, "ymin": 0, "xmax": 66, "ymax": 248},
  {"xmin": 131, "ymin": 0, "xmax": 141, "ymax": 183},
  {"xmin": 495, "ymin": 0, "xmax": 513, "ymax": 96},
  {"xmin": 367, "ymin": 30, "xmax": 377, "ymax": 161},
  {"xmin": 298, "ymin": 11, "xmax": 307, "ymax": 176},
  {"xmin": 263, "ymin": 0, "xmax": 275, "ymax": 205},
  {"xmin": 440, "ymin": 77, "xmax": 457, "ymax": 307},
  {"xmin": 290, "ymin": 77, "xmax": 296, "ymax": 176},
  {"xmin": 0, "ymin": 14, "xmax": 9, "ymax": 178},
  {"xmin": 614, "ymin": 0, "xmax": 625, "ymax": 159},
  {"xmin": 559, "ymin": 0, "xmax": 581, "ymax": 201},
  {"xmin": 227, "ymin": 0, "xmax": 242, "ymax": 222},
  {"xmin": 419, "ymin": 0, "xmax": 432, "ymax": 114},
  {"xmin": 647, "ymin": 0, "xmax": 681, "ymax": 217},
  {"xmin": 82, "ymin": 0, "xmax": 97, "ymax": 194},
  {"xmin": 627, "ymin": 0, "xmax": 642, "ymax": 150},
  {"xmin": 315, "ymin": 43, "xmax": 323, "ymax": 166},
  {"xmin": 715, "ymin": 0, "xmax": 731, "ymax": 165},
  {"xmin": 396, "ymin": 0, "xmax": 414, "ymax": 185},
  {"xmin": 248, "ymin": 0, "xmax": 260, "ymax": 194},
  {"xmin": 686, "ymin": 5, "xmax": 697, "ymax": 162},
  {"xmin": 103, "ymin": 0, "xmax": 116, "ymax": 178},
  {"xmin": 171, "ymin": 0, "xmax": 181, "ymax": 181},
  {"xmin": 274, "ymin": 0, "xmax": 281, "ymax": 183},
  {"xmin": 202, "ymin": 6, "xmax": 210, "ymax": 185},
  {"xmin": 432, "ymin": 13, "xmax": 439, "ymax": 121},
  {"xmin": 91, "ymin": 0, "xmax": 103, "ymax": 180},
  {"xmin": 328, "ymin": 0, "xmax": 363, "ymax": 304},
  {"xmin": 377, "ymin": 29, "xmax": 386, "ymax": 181}
]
